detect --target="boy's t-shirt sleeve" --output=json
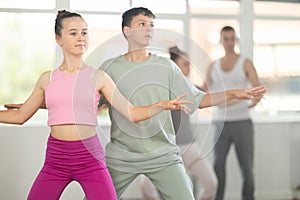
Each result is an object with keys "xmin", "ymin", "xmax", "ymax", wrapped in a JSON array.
[{"xmin": 169, "ymin": 60, "xmax": 205, "ymax": 114}]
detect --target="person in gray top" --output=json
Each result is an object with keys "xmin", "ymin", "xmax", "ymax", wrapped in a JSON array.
[{"xmin": 96, "ymin": 8, "xmax": 265, "ymax": 200}]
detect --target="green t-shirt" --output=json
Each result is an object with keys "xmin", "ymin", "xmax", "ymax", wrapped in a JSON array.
[{"xmin": 99, "ymin": 54, "xmax": 205, "ymax": 173}]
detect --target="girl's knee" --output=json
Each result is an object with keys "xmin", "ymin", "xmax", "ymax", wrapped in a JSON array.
[{"xmin": 201, "ymin": 176, "xmax": 218, "ymax": 200}]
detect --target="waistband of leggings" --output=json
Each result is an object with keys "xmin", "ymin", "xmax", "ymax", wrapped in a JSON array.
[{"xmin": 48, "ymin": 133, "xmax": 98, "ymax": 143}]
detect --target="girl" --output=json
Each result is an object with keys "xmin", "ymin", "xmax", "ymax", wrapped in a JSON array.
[{"xmin": 0, "ymin": 10, "xmax": 191, "ymax": 200}]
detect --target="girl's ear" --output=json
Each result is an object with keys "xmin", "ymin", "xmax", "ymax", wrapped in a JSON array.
[{"xmin": 55, "ymin": 35, "xmax": 62, "ymax": 46}]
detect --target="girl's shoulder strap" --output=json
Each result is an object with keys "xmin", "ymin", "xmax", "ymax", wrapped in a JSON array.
[
  {"xmin": 49, "ymin": 70, "xmax": 53, "ymax": 81},
  {"xmin": 49, "ymin": 67, "xmax": 59, "ymax": 82}
]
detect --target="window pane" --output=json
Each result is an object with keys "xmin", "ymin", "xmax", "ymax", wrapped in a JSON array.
[
  {"xmin": 132, "ymin": 0, "xmax": 186, "ymax": 14},
  {"xmin": 84, "ymin": 15, "xmax": 184, "ymax": 66},
  {"xmin": 82, "ymin": 14, "xmax": 125, "ymax": 63},
  {"xmin": 149, "ymin": 20, "xmax": 184, "ymax": 57},
  {"xmin": 155, "ymin": 19, "xmax": 183, "ymax": 33},
  {"xmin": 188, "ymin": 0, "xmax": 239, "ymax": 15},
  {"xmin": 70, "ymin": 0, "xmax": 130, "ymax": 12},
  {"xmin": 254, "ymin": 20, "xmax": 300, "ymax": 113},
  {"xmin": 0, "ymin": 13, "xmax": 55, "ymax": 103},
  {"xmin": 255, "ymin": 1, "xmax": 300, "ymax": 17},
  {"xmin": 254, "ymin": 20, "xmax": 300, "ymax": 77},
  {"xmin": 0, "ymin": 0, "xmax": 55, "ymax": 9}
]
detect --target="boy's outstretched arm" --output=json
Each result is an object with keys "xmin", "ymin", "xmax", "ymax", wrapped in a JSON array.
[{"xmin": 199, "ymin": 85, "xmax": 267, "ymax": 109}]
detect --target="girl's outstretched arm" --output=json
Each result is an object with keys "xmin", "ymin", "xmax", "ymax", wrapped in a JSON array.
[
  {"xmin": 4, "ymin": 101, "xmax": 46, "ymax": 110},
  {"xmin": 96, "ymin": 70, "xmax": 193, "ymax": 123},
  {"xmin": 0, "ymin": 72, "xmax": 49, "ymax": 124}
]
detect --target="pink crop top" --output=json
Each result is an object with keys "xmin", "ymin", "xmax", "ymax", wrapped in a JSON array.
[{"xmin": 45, "ymin": 66, "xmax": 100, "ymax": 126}]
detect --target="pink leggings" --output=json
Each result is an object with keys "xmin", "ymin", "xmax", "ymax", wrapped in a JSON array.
[{"xmin": 27, "ymin": 134, "xmax": 117, "ymax": 200}]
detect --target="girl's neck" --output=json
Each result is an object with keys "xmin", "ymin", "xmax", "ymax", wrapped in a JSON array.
[{"xmin": 59, "ymin": 57, "xmax": 86, "ymax": 73}]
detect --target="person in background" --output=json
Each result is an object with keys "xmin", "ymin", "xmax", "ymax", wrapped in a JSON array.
[
  {"xmin": 140, "ymin": 46, "xmax": 218, "ymax": 200},
  {"xmin": 204, "ymin": 26, "xmax": 262, "ymax": 200}
]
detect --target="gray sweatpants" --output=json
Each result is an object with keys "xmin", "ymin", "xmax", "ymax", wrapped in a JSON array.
[{"xmin": 213, "ymin": 119, "xmax": 254, "ymax": 200}]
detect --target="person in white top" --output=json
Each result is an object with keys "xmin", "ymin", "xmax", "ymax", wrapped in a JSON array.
[{"xmin": 204, "ymin": 26, "xmax": 262, "ymax": 200}]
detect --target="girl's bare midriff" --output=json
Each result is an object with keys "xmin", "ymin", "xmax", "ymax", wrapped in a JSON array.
[{"xmin": 50, "ymin": 124, "xmax": 97, "ymax": 141}]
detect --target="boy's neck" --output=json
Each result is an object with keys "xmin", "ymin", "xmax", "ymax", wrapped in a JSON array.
[{"xmin": 125, "ymin": 48, "xmax": 151, "ymax": 62}]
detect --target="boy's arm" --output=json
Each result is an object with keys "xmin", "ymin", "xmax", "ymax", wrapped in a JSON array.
[{"xmin": 198, "ymin": 85, "xmax": 266, "ymax": 109}]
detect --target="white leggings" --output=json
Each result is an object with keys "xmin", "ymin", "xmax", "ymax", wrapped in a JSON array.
[{"xmin": 141, "ymin": 143, "xmax": 218, "ymax": 200}]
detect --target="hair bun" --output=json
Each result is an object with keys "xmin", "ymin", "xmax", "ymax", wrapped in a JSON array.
[
  {"xmin": 57, "ymin": 10, "xmax": 68, "ymax": 18},
  {"xmin": 169, "ymin": 46, "xmax": 182, "ymax": 54}
]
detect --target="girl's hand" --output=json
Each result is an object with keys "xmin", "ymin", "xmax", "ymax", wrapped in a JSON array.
[{"xmin": 159, "ymin": 94, "xmax": 194, "ymax": 114}]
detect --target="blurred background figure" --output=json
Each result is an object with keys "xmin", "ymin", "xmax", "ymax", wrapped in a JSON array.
[
  {"xmin": 204, "ymin": 26, "xmax": 262, "ymax": 200},
  {"xmin": 141, "ymin": 46, "xmax": 218, "ymax": 200}
]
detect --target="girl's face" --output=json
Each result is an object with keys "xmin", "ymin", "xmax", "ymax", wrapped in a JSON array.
[
  {"xmin": 175, "ymin": 55, "xmax": 190, "ymax": 77},
  {"xmin": 56, "ymin": 17, "xmax": 89, "ymax": 56}
]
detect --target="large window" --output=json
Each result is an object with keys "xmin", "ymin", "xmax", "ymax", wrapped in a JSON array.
[
  {"xmin": 188, "ymin": 0, "xmax": 239, "ymax": 15},
  {"xmin": 132, "ymin": 0, "xmax": 186, "ymax": 14},
  {"xmin": 254, "ymin": 20, "xmax": 300, "ymax": 77},
  {"xmin": 0, "ymin": 0, "xmax": 55, "ymax": 9},
  {"xmin": 70, "ymin": 0, "xmax": 129, "ymax": 12},
  {"xmin": 0, "ymin": 13, "xmax": 55, "ymax": 103},
  {"xmin": 253, "ymin": 19, "xmax": 300, "ymax": 113},
  {"xmin": 1, "ymin": 0, "xmax": 300, "ymax": 119},
  {"xmin": 255, "ymin": 1, "xmax": 300, "ymax": 17}
]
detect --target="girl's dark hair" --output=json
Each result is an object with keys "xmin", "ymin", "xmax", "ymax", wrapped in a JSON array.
[
  {"xmin": 55, "ymin": 10, "xmax": 82, "ymax": 36},
  {"xmin": 169, "ymin": 46, "xmax": 187, "ymax": 62},
  {"xmin": 122, "ymin": 7, "xmax": 156, "ymax": 30}
]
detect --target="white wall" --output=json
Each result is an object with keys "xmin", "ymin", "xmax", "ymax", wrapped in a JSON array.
[{"xmin": 0, "ymin": 116, "xmax": 300, "ymax": 200}]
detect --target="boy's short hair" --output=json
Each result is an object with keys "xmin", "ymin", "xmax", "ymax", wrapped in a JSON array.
[{"xmin": 122, "ymin": 7, "xmax": 156, "ymax": 30}]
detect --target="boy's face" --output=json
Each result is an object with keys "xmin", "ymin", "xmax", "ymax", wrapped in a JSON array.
[{"xmin": 123, "ymin": 14, "xmax": 154, "ymax": 48}]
